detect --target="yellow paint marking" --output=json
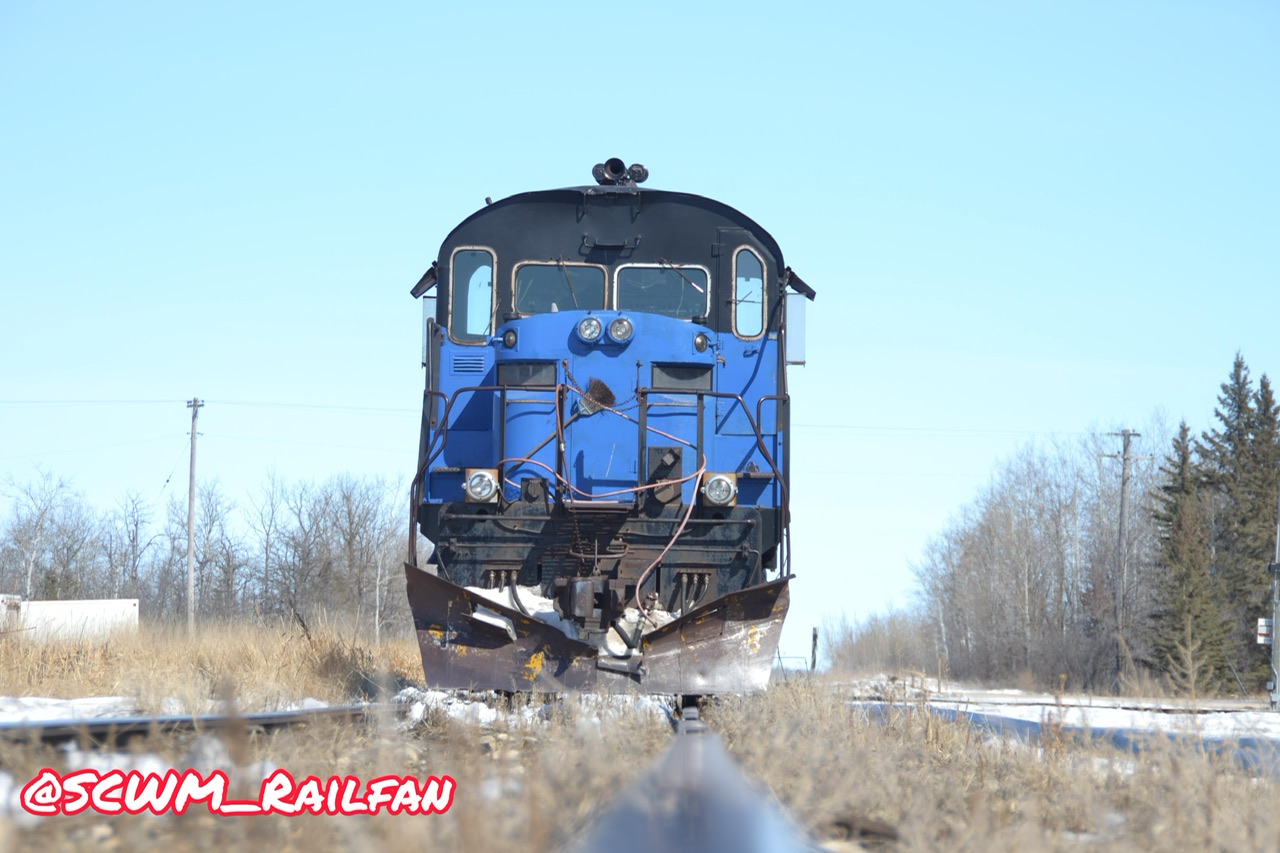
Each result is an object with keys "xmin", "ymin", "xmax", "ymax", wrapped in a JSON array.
[
  {"xmin": 746, "ymin": 625, "xmax": 762, "ymax": 655},
  {"xmin": 523, "ymin": 647, "xmax": 547, "ymax": 682}
]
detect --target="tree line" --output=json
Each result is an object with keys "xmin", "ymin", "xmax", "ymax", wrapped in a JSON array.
[
  {"xmin": 0, "ymin": 471, "xmax": 418, "ymax": 641},
  {"xmin": 829, "ymin": 354, "xmax": 1280, "ymax": 695}
]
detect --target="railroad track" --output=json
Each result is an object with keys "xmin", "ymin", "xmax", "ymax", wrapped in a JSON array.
[
  {"xmin": 2, "ymin": 694, "xmax": 878, "ymax": 850},
  {"xmin": 572, "ymin": 706, "xmax": 831, "ymax": 853},
  {"xmin": 0, "ymin": 703, "xmax": 396, "ymax": 747}
]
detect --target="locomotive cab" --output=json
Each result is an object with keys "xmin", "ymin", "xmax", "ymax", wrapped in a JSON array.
[{"xmin": 405, "ymin": 160, "xmax": 815, "ymax": 693}]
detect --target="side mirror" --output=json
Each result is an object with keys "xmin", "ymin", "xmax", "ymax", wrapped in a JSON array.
[{"xmin": 785, "ymin": 292, "xmax": 807, "ymax": 366}]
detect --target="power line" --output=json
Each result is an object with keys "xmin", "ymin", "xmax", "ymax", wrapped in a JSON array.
[
  {"xmin": 209, "ymin": 400, "xmax": 417, "ymax": 414},
  {"xmin": 0, "ymin": 434, "xmax": 185, "ymax": 462},
  {"xmin": 0, "ymin": 398, "xmax": 417, "ymax": 414},
  {"xmin": 156, "ymin": 434, "xmax": 191, "ymax": 500},
  {"xmin": 796, "ymin": 423, "xmax": 1088, "ymax": 437},
  {"xmin": 0, "ymin": 399, "xmax": 183, "ymax": 407},
  {"xmin": 201, "ymin": 433, "xmax": 404, "ymax": 453}
]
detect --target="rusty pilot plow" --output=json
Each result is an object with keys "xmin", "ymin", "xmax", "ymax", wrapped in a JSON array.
[{"xmin": 405, "ymin": 565, "xmax": 790, "ymax": 695}]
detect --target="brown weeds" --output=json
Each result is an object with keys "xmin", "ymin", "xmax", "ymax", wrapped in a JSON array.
[
  {"xmin": 2, "ymin": 639, "xmax": 1279, "ymax": 852},
  {"xmin": 0, "ymin": 620, "xmax": 424, "ymax": 713}
]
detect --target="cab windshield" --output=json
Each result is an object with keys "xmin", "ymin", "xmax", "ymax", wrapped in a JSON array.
[
  {"xmin": 514, "ymin": 263, "xmax": 606, "ymax": 314},
  {"xmin": 617, "ymin": 265, "xmax": 708, "ymax": 320}
]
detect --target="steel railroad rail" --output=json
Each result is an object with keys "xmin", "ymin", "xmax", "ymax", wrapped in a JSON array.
[
  {"xmin": 0, "ymin": 703, "xmax": 395, "ymax": 747},
  {"xmin": 571, "ymin": 706, "xmax": 828, "ymax": 853}
]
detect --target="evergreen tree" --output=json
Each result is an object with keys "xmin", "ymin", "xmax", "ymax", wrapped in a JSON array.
[
  {"xmin": 1150, "ymin": 422, "xmax": 1231, "ymax": 691},
  {"xmin": 1248, "ymin": 375, "xmax": 1280, "ymax": 560},
  {"xmin": 1198, "ymin": 355, "xmax": 1280, "ymax": 685}
]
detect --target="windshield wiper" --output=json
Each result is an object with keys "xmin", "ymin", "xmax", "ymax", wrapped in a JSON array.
[
  {"xmin": 658, "ymin": 258, "xmax": 705, "ymax": 294},
  {"xmin": 557, "ymin": 257, "xmax": 581, "ymax": 308}
]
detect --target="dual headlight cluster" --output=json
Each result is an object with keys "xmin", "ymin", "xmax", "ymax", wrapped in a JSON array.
[
  {"xmin": 466, "ymin": 467, "xmax": 738, "ymax": 507},
  {"xmin": 506, "ymin": 317, "xmax": 705, "ymax": 355},
  {"xmin": 576, "ymin": 316, "xmax": 633, "ymax": 344}
]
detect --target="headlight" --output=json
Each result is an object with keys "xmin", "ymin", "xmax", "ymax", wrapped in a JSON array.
[
  {"xmin": 502, "ymin": 329, "xmax": 517, "ymax": 348},
  {"xmin": 608, "ymin": 316, "xmax": 633, "ymax": 342},
  {"xmin": 694, "ymin": 332, "xmax": 710, "ymax": 353},
  {"xmin": 577, "ymin": 316, "xmax": 603, "ymax": 342},
  {"xmin": 464, "ymin": 468, "xmax": 499, "ymax": 503},
  {"xmin": 701, "ymin": 473, "xmax": 737, "ymax": 507}
]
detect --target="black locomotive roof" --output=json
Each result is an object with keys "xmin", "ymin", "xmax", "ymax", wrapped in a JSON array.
[
  {"xmin": 436, "ymin": 185, "xmax": 786, "ymax": 273},
  {"xmin": 411, "ymin": 180, "xmax": 814, "ymax": 302}
]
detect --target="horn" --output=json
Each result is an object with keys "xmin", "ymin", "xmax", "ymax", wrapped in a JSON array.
[{"xmin": 603, "ymin": 158, "xmax": 627, "ymax": 182}]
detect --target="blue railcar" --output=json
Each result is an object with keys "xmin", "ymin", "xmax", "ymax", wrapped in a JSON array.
[{"xmin": 405, "ymin": 160, "xmax": 815, "ymax": 693}]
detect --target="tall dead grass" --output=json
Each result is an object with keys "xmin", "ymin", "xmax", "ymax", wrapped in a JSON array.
[
  {"xmin": 705, "ymin": 676, "xmax": 1280, "ymax": 851},
  {"xmin": 0, "ymin": 686, "xmax": 673, "ymax": 853},
  {"xmin": 2, "ymin": 637, "xmax": 1279, "ymax": 852},
  {"xmin": 0, "ymin": 619, "xmax": 425, "ymax": 713}
]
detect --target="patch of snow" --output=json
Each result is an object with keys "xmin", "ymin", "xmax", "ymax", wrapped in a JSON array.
[
  {"xmin": 602, "ymin": 607, "xmax": 678, "ymax": 657},
  {"xmin": 0, "ymin": 696, "xmax": 138, "ymax": 723},
  {"xmin": 391, "ymin": 687, "xmax": 675, "ymax": 733},
  {"xmin": 0, "ymin": 771, "xmax": 40, "ymax": 829},
  {"xmin": 471, "ymin": 605, "xmax": 517, "ymax": 642},
  {"xmin": 286, "ymin": 697, "xmax": 331, "ymax": 712},
  {"xmin": 466, "ymin": 584, "xmax": 579, "ymax": 640},
  {"xmin": 942, "ymin": 700, "xmax": 1280, "ymax": 741},
  {"xmin": 395, "ymin": 687, "xmax": 501, "ymax": 726}
]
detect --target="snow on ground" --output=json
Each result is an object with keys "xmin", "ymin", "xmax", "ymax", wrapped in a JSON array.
[
  {"xmin": 0, "ymin": 696, "xmax": 139, "ymax": 723},
  {"xmin": 392, "ymin": 687, "xmax": 674, "ymax": 732},
  {"xmin": 837, "ymin": 673, "xmax": 1280, "ymax": 746},
  {"xmin": 0, "ymin": 695, "xmax": 334, "ymax": 725},
  {"xmin": 7, "ymin": 676, "xmax": 1280, "ymax": 825},
  {"xmin": 397, "ymin": 687, "xmax": 505, "ymax": 726},
  {"xmin": 936, "ymin": 699, "xmax": 1280, "ymax": 741}
]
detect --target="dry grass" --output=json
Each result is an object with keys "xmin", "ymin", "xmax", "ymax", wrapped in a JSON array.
[
  {"xmin": 705, "ymin": 677, "xmax": 1280, "ymax": 851},
  {"xmin": 0, "ymin": 620, "xmax": 426, "ymax": 713},
  {"xmin": 0, "ymin": 689, "xmax": 672, "ymax": 852},
  {"xmin": 2, "ymin": 632, "xmax": 1279, "ymax": 851}
]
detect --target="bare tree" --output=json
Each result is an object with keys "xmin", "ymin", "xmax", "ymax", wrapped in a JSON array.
[
  {"xmin": 101, "ymin": 491, "xmax": 157, "ymax": 599},
  {"xmin": 0, "ymin": 468, "xmax": 415, "ymax": 638},
  {"xmin": 41, "ymin": 498, "xmax": 101, "ymax": 600},
  {"xmin": 892, "ymin": 426, "xmax": 1168, "ymax": 690},
  {"xmin": 3, "ymin": 469, "xmax": 69, "ymax": 598},
  {"xmin": 246, "ymin": 472, "xmax": 286, "ymax": 617},
  {"xmin": 194, "ymin": 482, "xmax": 245, "ymax": 618}
]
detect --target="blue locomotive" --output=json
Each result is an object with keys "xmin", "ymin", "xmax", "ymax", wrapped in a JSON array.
[{"xmin": 405, "ymin": 159, "xmax": 814, "ymax": 693}]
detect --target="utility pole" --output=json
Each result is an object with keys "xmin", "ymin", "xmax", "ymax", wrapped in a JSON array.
[
  {"xmin": 186, "ymin": 398, "xmax": 202, "ymax": 635},
  {"xmin": 1104, "ymin": 429, "xmax": 1149, "ymax": 691}
]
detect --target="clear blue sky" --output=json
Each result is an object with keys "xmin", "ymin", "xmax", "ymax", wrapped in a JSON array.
[{"xmin": 2, "ymin": 1, "xmax": 1277, "ymax": 661}]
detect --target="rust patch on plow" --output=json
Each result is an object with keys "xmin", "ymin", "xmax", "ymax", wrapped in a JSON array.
[{"xmin": 405, "ymin": 564, "xmax": 790, "ymax": 694}]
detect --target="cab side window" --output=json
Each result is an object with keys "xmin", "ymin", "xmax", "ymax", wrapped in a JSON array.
[
  {"xmin": 450, "ymin": 249, "xmax": 494, "ymax": 342},
  {"xmin": 733, "ymin": 248, "xmax": 764, "ymax": 338}
]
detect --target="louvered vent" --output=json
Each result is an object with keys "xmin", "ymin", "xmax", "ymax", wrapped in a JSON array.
[{"xmin": 453, "ymin": 355, "xmax": 485, "ymax": 374}]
